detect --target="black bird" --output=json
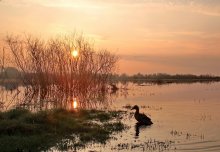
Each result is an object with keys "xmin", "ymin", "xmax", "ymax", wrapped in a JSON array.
[{"xmin": 131, "ymin": 105, "xmax": 153, "ymax": 125}]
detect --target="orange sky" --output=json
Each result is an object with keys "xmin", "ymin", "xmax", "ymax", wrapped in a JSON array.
[{"xmin": 0, "ymin": 0, "xmax": 220, "ymax": 75}]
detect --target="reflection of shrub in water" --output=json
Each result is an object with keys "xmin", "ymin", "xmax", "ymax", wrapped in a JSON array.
[{"xmin": 5, "ymin": 33, "xmax": 118, "ymax": 110}]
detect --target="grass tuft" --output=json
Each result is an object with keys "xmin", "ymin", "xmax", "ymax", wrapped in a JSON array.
[{"xmin": 0, "ymin": 108, "xmax": 126, "ymax": 151}]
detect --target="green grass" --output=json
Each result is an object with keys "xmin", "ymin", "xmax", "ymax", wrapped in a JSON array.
[{"xmin": 0, "ymin": 108, "xmax": 126, "ymax": 151}]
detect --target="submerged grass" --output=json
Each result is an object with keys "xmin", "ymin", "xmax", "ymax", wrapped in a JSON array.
[{"xmin": 0, "ymin": 108, "xmax": 126, "ymax": 151}]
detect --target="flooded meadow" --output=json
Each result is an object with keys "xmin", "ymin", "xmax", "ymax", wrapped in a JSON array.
[{"xmin": 1, "ymin": 82, "xmax": 220, "ymax": 151}]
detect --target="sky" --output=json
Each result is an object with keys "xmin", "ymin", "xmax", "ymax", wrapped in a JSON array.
[{"xmin": 0, "ymin": 0, "xmax": 220, "ymax": 75}]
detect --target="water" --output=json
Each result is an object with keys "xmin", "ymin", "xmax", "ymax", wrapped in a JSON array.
[
  {"xmin": 80, "ymin": 82, "xmax": 220, "ymax": 151},
  {"xmin": 1, "ymin": 82, "xmax": 220, "ymax": 151}
]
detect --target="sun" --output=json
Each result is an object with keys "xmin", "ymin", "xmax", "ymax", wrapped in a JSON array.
[{"xmin": 71, "ymin": 50, "xmax": 79, "ymax": 58}]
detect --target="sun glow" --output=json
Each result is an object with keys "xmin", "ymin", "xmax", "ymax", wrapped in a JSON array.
[{"xmin": 71, "ymin": 50, "xmax": 78, "ymax": 58}]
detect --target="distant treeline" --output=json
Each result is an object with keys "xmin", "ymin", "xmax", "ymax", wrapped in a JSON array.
[
  {"xmin": 0, "ymin": 67, "xmax": 20, "ymax": 79},
  {"xmin": 1, "ymin": 69, "xmax": 220, "ymax": 85},
  {"xmin": 111, "ymin": 73, "xmax": 220, "ymax": 84}
]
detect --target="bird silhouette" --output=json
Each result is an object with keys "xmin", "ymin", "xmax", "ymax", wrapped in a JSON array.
[{"xmin": 131, "ymin": 105, "xmax": 153, "ymax": 125}]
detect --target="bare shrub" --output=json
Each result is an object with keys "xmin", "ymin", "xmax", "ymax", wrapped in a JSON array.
[{"xmin": 5, "ymin": 33, "xmax": 118, "ymax": 109}]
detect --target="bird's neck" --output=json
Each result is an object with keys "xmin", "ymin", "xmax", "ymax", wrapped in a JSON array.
[{"xmin": 135, "ymin": 109, "xmax": 139, "ymax": 114}]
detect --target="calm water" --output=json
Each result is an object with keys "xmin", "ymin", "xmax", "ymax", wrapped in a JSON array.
[{"xmin": 80, "ymin": 82, "xmax": 220, "ymax": 152}]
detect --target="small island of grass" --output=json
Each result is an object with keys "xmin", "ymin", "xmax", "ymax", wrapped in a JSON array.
[{"xmin": 0, "ymin": 108, "xmax": 126, "ymax": 151}]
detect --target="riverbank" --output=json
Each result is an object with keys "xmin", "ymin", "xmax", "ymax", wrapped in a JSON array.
[{"xmin": 0, "ymin": 108, "xmax": 126, "ymax": 151}]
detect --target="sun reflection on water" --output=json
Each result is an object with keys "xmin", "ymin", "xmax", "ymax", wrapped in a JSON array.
[{"xmin": 73, "ymin": 98, "xmax": 78, "ymax": 109}]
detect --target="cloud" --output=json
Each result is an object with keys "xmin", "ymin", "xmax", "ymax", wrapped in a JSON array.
[
  {"xmin": 1, "ymin": 0, "xmax": 220, "ymax": 16},
  {"xmin": 120, "ymin": 53, "xmax": 220, "ymax": 74},
  {"xmin": 2, "ymin": 0, "xmax": 220, "ymax": 7},
  {"xmin": 0, "ymin": 0, "xmax": 102, "ymax": 9}
]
